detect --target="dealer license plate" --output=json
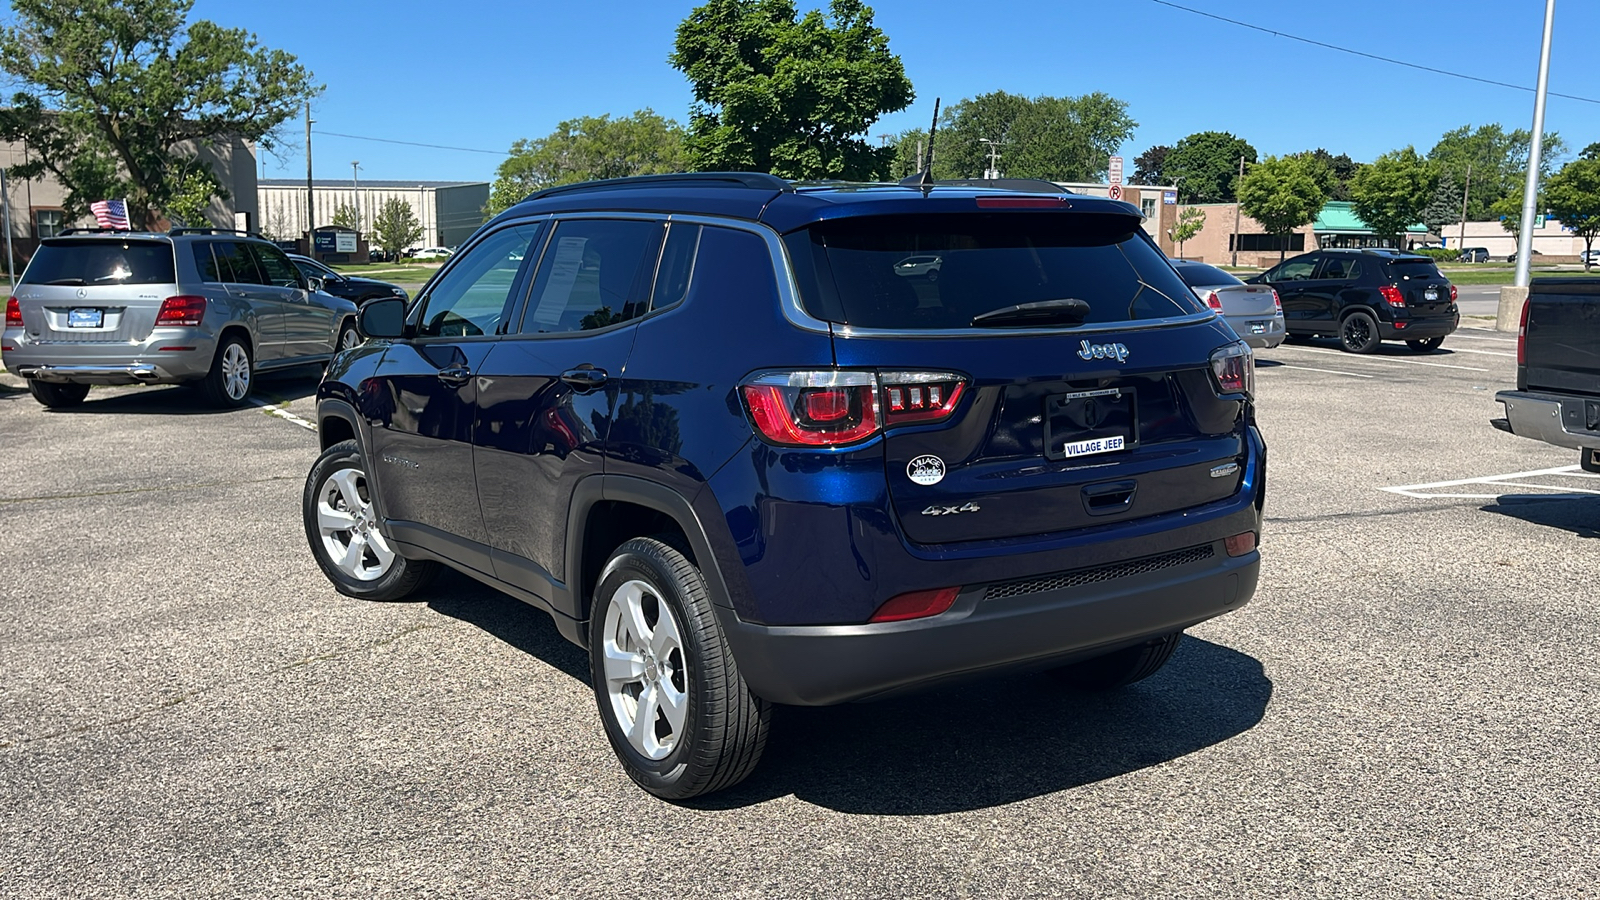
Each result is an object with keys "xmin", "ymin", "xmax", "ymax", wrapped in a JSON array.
[
  {"xmin": 68, "ymin": 308, "xmax": 103, "ymax": 328},
  {"xmin": 1044, "ymin": 388, "xmax": 1135, "ymax": 461},
  {"xmin": 1249, "ymin": 321, "xmax": 1267, "ymax": 334}
]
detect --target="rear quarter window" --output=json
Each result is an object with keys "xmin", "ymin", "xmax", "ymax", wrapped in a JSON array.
[
  {"xmin": 22, "ymin": 239, "xmax": 176, "ymax": 286},
  {"xmin": 792, "ymin": 213, "xmax": 1204, "ymax": 329},
  {"xmin": 1174, "ymin": 263, "xmax": 1242, "ymax": 287}
]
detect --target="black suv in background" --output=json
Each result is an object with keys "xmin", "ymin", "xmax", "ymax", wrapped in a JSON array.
[
  {"xmin": 304, "ymin": 173, "xmax": 1266, "ymax": 799},
  {"xmin": 1248, "ymin": 249, "xmax": 1459, "ymax": 353},
  {"xmin": 287, "ymin": 254, "xmax": 409, "ymax": 304}
]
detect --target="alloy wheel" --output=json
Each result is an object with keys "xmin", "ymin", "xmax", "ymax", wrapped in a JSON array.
[
  {"xmin": 599, "ymin": 579, "xmax": 689, "ymax": 760},
  {"xmin": 315, "ymin": 467, "xmax": 395, "ymax": 581},
  {"xmin": 221, "ymin": 343, "xmax": 251, "ymax": 400},
  {"xmin": 340, "ymin": 327, "xmax": 362, "ymax": 352},
  {"xmin": 1342, "ymin": 317, "xmax": 1372, "ymax": 351}
]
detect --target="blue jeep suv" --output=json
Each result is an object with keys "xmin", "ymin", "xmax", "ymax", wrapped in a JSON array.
[{"xmin": 302, "ymin": 173, "xmax": 1267, "ymax": 799}]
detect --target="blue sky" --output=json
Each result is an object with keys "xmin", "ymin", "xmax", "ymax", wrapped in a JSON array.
[{"xmin": 192, "ymin": 0, "xmax": 1600, "ymax": 185}]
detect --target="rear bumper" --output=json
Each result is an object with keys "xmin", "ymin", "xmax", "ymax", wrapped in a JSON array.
[
  {"xmin": 1495, "ymin": 390, "xmax": 1600, "ymax": 451},
  {"xmin": 1380, "ymin": 311, "xmax": 1458, "ymax": 341},
  {"xmin": 719, "ymin": 543, "xmax": 1258, "ymax": 706},
  {"xmin": 1223, "ymin": 313, "xmax": 1285, "ymax": 349},
  {"xmin": 2, "ymin": 331, "xmax": 215, "ymax": 384}
]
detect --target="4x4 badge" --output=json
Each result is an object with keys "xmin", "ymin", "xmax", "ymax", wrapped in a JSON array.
[
  {"xmin": 907, "ymin": 454, "xmax": 945, "ymax": 485},
  {"xmin": 922, "ymin": 502, "xmax": 980, "ymax": 516}
]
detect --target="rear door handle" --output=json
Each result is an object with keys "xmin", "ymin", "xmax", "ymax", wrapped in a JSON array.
[
  {"xmin": 1082, "ymin": 480, "xmax": 1137, "ymax": 516},
  {"xmin": 437, "ymin": 363, "xmax": 472, "ymax": 386},
  {"xmin": 561, "ymin": 366, "xmax": 608, "ymax": 391}
]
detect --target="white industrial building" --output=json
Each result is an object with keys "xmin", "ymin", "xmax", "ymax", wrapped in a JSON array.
[{"xmin": 257, "ymin": 179, "xmax": 490, "ymax": 250}]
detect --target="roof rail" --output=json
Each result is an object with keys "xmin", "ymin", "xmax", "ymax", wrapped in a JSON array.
[
  {"xmin": 168, "ymin": 227, "xmax": 266, "ymax": 238},
  {"xmin": 524, "ymin": 171, "xmax": 793, "ymax": 203},
  {"xmin": 56, "ymin": 227, "xmax": 140, "ymax": 236},
  {"xmin": 916, "ymin": 178, "xmax": 1074, "ymax": 194}
]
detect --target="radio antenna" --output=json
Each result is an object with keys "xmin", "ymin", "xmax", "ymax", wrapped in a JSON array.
[{"xmin": 899, "ymin": 97, "xmax": 940, "ymax": 190}]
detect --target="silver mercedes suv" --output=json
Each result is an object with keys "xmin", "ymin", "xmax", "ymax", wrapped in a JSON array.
[{"xmin": 2, "ymin": 229, "xmax": 362, "ymax": 408}]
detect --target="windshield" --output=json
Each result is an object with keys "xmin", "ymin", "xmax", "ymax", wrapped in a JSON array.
[
  {"xmin": 22, "ymin": 239, "xmax": 176, "ymax": 286},
  {"xmin": 791, "ymin": 213, "xmax": 1204, "ymax": 329}
]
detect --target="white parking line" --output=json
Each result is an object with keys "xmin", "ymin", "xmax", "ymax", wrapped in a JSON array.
[
  {"xmin": 1438, "ymin": 347, "xmax": 1517, "ymax": 357},
  {"xmin": 1271, "ymin": 364, "xmax": 1374, "ymax": 378},
  {"xmin": 1279, "ymin": 346, "xmax": 1489, "ymax": 372},
  {"xmin": 250, "ymin": 397, "xmax": 316, "ymax": 432},
  {"xmin": 1383, "ymin": 464, "xmax": 1598, "ymax": 499},
  {"xmin": 1448, "ymin": 334, "xmax": 1516, "ymax": 344}
]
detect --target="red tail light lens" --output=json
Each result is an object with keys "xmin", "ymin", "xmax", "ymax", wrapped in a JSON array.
[
  {"xmin": 869, "ymin": 586, "xmax": 961, "ymax": 623},
  {"xmin": 740, "ymin": 370, "xmax": 968, "ymax": 446},
  {"xmin": 1203, "ymin": 290, "xmax": 1223, "ymax": 311},
  {"xmin": 1379, "ymin": 285, "xmax": 1405, "ymax": 307},
  {"xmin": 4, "ymin": 296, "xmax": 20, "ymax": 327},
  {"xmin": 155, "ymin": 295, "xmax": 206, "ymax": 326},
  {"xmin": 1449, "ymin": 284, "xmax": 1458, "ymax": 302},
  {"xmin": 975, "ymin": 196, "xmax": 1068, "ymax": 209},
  {"xmin": 1517, "ymin": 297, "xmax": 1530, "ymax": 366},
  {"xmin": 1210, "ymin": 341, "xmax": 1254, "ymax": 397},
  {"xmin": 1271, "ymin": 289, "xmax": 1282, "ymax": 312},
  {"xmin": 881, "ymin": 371, "xmax": 966, "ymax": 425}
]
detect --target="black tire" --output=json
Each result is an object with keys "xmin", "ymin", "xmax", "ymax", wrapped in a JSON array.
[
  {"xmin": 202, "ymin": 333, "xmax": 255, "ymax": 407},
  {"xmin": 1051, "ymin": 632, "xmax": 1183, "ymax": 690},
  {"xmin": 27, "ymin": 380, "xmax": 90, "ymax": 408},
  {"xmin": 589, "ymin": 537, "xmax": 770, "ymax": 801},
  {"xmin": 1405, "ymin": 336, "xmax": 1445, "ymax": 352},
  {"xmin": 1338, "ymin": 311, "xmax": 1381, "ymax": 354},
  {"xmin": 303, "ymin": 439, "xmax": 438, "ymax": 601}
]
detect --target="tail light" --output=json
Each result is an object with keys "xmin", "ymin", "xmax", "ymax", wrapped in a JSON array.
[
  {"xmin": 1379, "ymin": 285, "xmax": 1405, "ymax": 307},
  {"xmin": 1271, "ymin": 289, "xmax": 1282, "ymax": 313},
  {"xmin": 155, "ymin": 295, "xmax": 206, "ymax": 326},
  {"xmin": 4, "ymin": 296, "xmax": 19, "ymax": 327},
  {"xmin": 1449, "ymin": 284, "xmax": 1458, "ymax": 302},
  {"xmin": 740, "ymin": 370, "xmax": 968, "ymax": 447},
  {"xmin": 1517, "ymin": 297, "xmax": 1530, "ymax": 366},
  {"xmin": 1203, "ymin": 290, "xmax": 1223, "ymax": 311},
  {"xmin": 1210, "ymin": 341, "xmax": 1254, "ymax": 397},
  {"xmin": 1224, "ymin": 532, "xmax": 1257, "ymax": 557},
  {"xmin": 869, "ymin": 586, "xmax": 961, "ymax": 623}
]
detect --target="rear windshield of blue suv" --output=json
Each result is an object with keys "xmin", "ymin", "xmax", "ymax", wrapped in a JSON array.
[
  {"xmin": 790, "ymin": 213, "xmax": 1205, "ymax": 329},
  {"xmin": 23, "ymin": 239, "xmax": 176, "ymax": 286}
]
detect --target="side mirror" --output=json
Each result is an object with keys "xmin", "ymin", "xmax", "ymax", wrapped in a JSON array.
[
  {"xmin": 306, "ymin": 275, "xmax": 326, "ymax": 293},
  {"xmin": 358, "ymin": 296, "xmax": 406, "ymax": 339}
]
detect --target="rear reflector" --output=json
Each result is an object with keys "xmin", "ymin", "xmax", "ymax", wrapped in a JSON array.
[
  {"xmin": 4, "ymin": 296, "xmax": 19, "ymax": 327},
  {"xmin": 1517, "ymin": 297, "xmax": 1530, "ymax": 365},
  {"xmin": 974, "ymin": 196, "xmax": 1069, "ymax": 209},
  {"xmin": 1224, "ymin": 532, "xmax": 1257, "ymax": 557},
  {"xmin": 869, "ymin": 586, "xmax": 961, "ymax": 623},
  {"xmin": 155, "ymin": 295, "xmax": 206, "ymax": 326}
]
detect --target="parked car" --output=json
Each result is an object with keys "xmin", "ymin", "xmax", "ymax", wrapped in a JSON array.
[
  {"xmin": 303, "ymin": 173, "xmax": 1267, "ymax": 799},
  {"xmin": 1, "ymin": 230, "xmax": 359, "ymax": 408},
  {"xmin": 1493, "ymin": 277, "xmax": 1600, "ymax": 472},
  {"xmin": 410, "ymin": 246, "xmax": 452, "ymax": 260},
  {"xmin": 368, "ymin": 248, "xmax": 396, "ymax": 263},
  {"xmin": 287, "ymin": 253, "xmax": 408, "ymax": 304},
  {"xmin": 892, "ymin": 254, "xmax": 943, "ymax": 281},
  {"xmin": 1171, "ymin": 260, "xmax": 1285, "ymax": 349},
  {"xmin": 1580, "ymin": 249, "xmax": 1600, "ymax": 268},
  {"xmin": 1247, "ymin": 248, "xmax": 1459, "ymax": 353},
  {"xmin": 1507, "ymin": 249, "xmax": 1543, "ymax": 264},
  {"xmin": 1457, "ymin": 247, "xmax": 1490, "ymax": 263}
]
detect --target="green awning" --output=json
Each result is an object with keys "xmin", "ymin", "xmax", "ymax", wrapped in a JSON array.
[{"xmin": 1313, "ymin": 201, "xmax": 1427, "ymax": 234}]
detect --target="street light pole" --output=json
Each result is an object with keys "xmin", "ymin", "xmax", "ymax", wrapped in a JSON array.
[
  {"xmin": 0, "ymin": 167, "xmax": 14, "ymax": 290},
  {"xmin": 351, "ymin": 161, "xmax": 361, "ymax": 233},
  {"xmin": 1458, "ymin": 162, "xmax": 1472, "ymax": 254},
  {"xmin": 1230, "ymin": 155, "xmax": 1245, "ymax": 267},
  {"xmin": 1514, "ymin": 0, "xmax": 1556, "ymax": 288}
]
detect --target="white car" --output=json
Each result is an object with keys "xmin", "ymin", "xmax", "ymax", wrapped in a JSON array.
[
  {"xmin": 1170, "ymin": 260, "xmax": 1286, "ymax": 350},
  {"xmin": 410, "ymin": 246, "xmax": 452, "ymax": 260},
  {"xmin": 1582, "ymin": 249, "xmax": 1600, "ymax": 268},
  {"xmin": 892, "ymin": 254, "xmax": 943, "ymax": 281}
]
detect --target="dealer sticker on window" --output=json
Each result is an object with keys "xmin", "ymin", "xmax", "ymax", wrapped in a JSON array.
[{"xmin": 1062, "ymin": 435, "xmax": 1126, "ymax": 458}]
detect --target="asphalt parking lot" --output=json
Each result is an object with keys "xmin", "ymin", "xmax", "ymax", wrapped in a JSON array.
[{"xmin": 2, "ymin": 321, "xmax": 1596, "ymax": 898}]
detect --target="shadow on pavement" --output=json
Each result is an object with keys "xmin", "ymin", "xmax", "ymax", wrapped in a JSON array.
[
  {"xmin": 424, "ymin": 570, "xmax": 1273, "ymax": 814},
  {"xmin": 24, "ymin": 368, "xmax": 322, "ymax": 415},
  {"xmin": 1482, "ymin": 495, "xmax": 1600, "ymax": 539}
]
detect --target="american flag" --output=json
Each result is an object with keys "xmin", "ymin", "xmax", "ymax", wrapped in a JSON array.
[{"xmin": 90, "ymin": 199, "xmax": 131, "ymax": 230}]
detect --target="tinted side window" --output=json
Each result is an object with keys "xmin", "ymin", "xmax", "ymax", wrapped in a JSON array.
[
  {"xmin": 192, "ymin": 243, "xmax": 225, "ymax": 282},
  {"xmin": 213, "ymin": 241, "xmax": 265, "ymax": 285},
  {"xmin": 1319, "ymin": 257, "xmax": 1361, "ymax": 280},
  {"xmin": 1271, "ymin": 258, "xmax": 1318, "ymax": 282},
  {"xmin": 250, "ymin": 244, "xmax": 303, "ymax": 289},
  {"xmin": 22, "ymin": 239, "xmax": 176, "ymax": 286},
  {"xmin": 417, "ymin": 222, "xmax": 541, "ymax": 338},
  {"xmin": 650, "ymin": 223, "xmax": 702, "ymax": 312},
  {"xmin": 521, "ymin": 219, "xmax": 662, "ymax": 334}
]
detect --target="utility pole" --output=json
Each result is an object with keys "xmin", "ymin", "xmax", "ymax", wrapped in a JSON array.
[
  {"xmin": 877, "ymin": 133, "xmax": 892, "ymax": 147},
  {"xmin": 979, "ymin": 137, "xmax": 1004, "ymax": 180},
  {"xmin": 1458, "ymin": 163, "xmax": 1473, "ymax": 254},
  {"xmin": 0, "ymin": 167, "xmax": 13, "ymax": 290},
  {"xmin": 1514, "ymin": 0, "xmax": 1556, "ymax": 288},
  {"xmin": 305, "ymin": 103, "xmax": 315, "ymax": 258},
  {"xmin": 916, "ymin": 140, "xmax": 924, "ymax": 173},
  {"xmin": 351, "ymin": 161, "xmax": 362, "ymax": 233},
  {"xmin": 1230, "ymin": 155, "xmax": 1245, "ymax": 267}
]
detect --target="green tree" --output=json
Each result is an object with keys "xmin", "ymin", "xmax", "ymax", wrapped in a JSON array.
[
  {"xmin": 1427, "ymin": 124, "xmax": 1566, "ymax": 221},
  {"xmin": 1294, "ymin": 149, "xmax": 1361, "ymax": 202},
  {"xmin": 1004, "ymin": 92, "xmax": 1135, "ymax": 182},
  {"xmin": 1167, "ymin": 206, "xmax": 1205, "ymax": 258},
  {"xmin": 163, "ymin": 165, "xmax": 221, "ymax": 227},
  {"xmin": 331, "ymin": 202, "xmax": 361, "ymax": 230},
  {"xmin": 929, "ymin": 90, "xmax": 1030, "ymax": 179},
  {"xmin": 888, "ymin": 127, "xmax": 927, "ymax": 179},
  {"xmin": 670, "ymin": 0, "xmax": 913, "ymax": 180},
  {"xmin": 1349, "ymin": 147, "xmax": 1438, "ymax": 247},
  {"xmin": 0, "ymin": 0, "xmax": 318, "ymax": 229},
  {"xmin": 1544, "ymin": 157, "xmax": 1600, "ymax": 269},
  {"xmin": 370, "ymin": 197, "xmax": 422, "ymax": 262},
  {"xmin": 1166, "ymin": 132, "xmax": 1257, "ymax": 203},
  {"xmin": 1581, "ymin": 142, "xmax": 1600, "ymax": 162},
  {"xmin": 1236, "ymin": 155, "xmax": 1326, "ymax": 262},
  {"xmin": 1134, "ymin": 145, "xmax": 1170, "ymax": 184},
  {"xmin": 487, "ymin": 109, "xmax": 686, "ymax": 214},
  {"xmin": 1421, "ymin": 174, "xmax": 1462, "ymax": 234}
]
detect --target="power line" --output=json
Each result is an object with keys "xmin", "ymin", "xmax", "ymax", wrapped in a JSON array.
[
  {"xmin": 1147, "ymin": 0, "xmax": 1600, "ymax": 106},
  {"xmin": 312, "ymin": 130, "xmax": 509, "ymax": 156}
]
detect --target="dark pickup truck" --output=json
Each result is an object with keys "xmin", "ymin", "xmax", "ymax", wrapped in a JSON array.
[{"xmin": 1493, "ymin": 279, "xmax": 1600, "ymax": 471}]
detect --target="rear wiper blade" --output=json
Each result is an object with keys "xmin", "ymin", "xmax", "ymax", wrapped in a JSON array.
[
  {"xmin": 44, "ymin": 277, "xmax": 86, "ymax": 285},
  {"xmin": 971, "ymin": 298, "xmax": 1091, "ymax": 327}
]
